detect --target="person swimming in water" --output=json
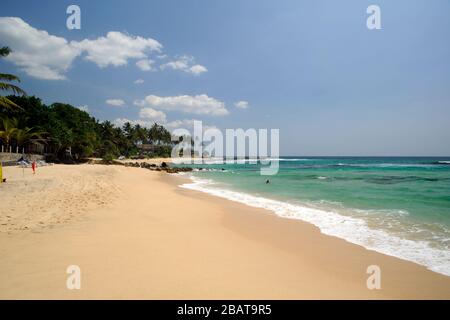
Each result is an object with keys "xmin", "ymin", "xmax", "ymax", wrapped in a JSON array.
[{"xmin": 266, "ymin": 179, "xmax": 270, "ymax": 184}]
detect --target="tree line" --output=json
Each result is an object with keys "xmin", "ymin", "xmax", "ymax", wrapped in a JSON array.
[
  {"xmin": 0, "ymin": 46, "xmax": 173, "ymax": 162},
  {"xmin": 0, "ymin": 95, "xmax": 173, "ymax": 161}
]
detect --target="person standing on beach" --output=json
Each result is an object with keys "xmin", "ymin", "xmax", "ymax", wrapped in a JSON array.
[{"xmin": 31, "ymin": 161, "xmax": 36, "ymax": 174}]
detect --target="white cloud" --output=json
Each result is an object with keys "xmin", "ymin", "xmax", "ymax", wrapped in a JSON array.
[
  {"xmin": 134, "ymin": 78, "xmax": 144, "ymax": 84},
  {"xmin": 106, "ymin": 99, "xmax": 125, "ymax": 107},
  {"xmin": 160, "ymin": 55, "xmax": 207, "ymax": 75},
  {"xmin": 234, "ymin": 100, "xmax": 249, "ymax": 109},
  {"xmin": 165, "ymin": 119, "xmax": 195, "ymax": 130},
  {"xmin": 139, "ymin": 107, "xmax": 167, "ymax": 123},
  {"xmin": 76, "ymin": 105, "xmax": 89, "ymax": 112},
  {"xmin": 189, "ymin": 64, "xmax": 208, "ymax": 75},
  {"xmin": 73, "ymin": 31, "xmax": 161, "ymax": 68},
  {"xmin": 0, "ymin": 17, "xmax": 81, "ymax": 80},
  {"xmin": 161, "ymin": 60, "xmax": 188, "ymax": 71},
  {"xmin": 136, "ymin": 59, "xmax": 154, "ymax": 71},
  {"xmin": 134, "ymin": 94, "xmax": 228, "ymax": 116},
  {"xmin": 0, "ymin": 17, "xmax": 207, "ymax": 80},
  {"xmin": 165, "ymin": 119, "xmax": 217, "ymax": 132},
  {"xmin": 0, "ymin": 18, "xmax": 161, "ymax": 79}
]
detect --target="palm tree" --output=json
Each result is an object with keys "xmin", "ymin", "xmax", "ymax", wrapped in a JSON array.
[
  {"xmin": 0, "ymin": 46, "xmax": 26, "ymax": 110},
  {"xmin": 0, "ymin": 117, "xmax": 19, "ymax": 147},
  {"xmin": 14, "ymin": 127, "xmax": 46, "ymax": 147},
  {"xmin": 149, "ymin": 123, "xmax": 171, "ymax": 145},
  {"xmin": 0, "ymin": 117, "xmax": 46, "ymax": 153}
]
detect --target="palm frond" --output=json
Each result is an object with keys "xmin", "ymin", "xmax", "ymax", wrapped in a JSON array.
[
  {"xmin": 14, "ymin": 126, "xmax": 48, "ymax": 146},
  {"xmin": 0, "ymin": 73, "xmax": 21, "ymax": 82},
  {"xmin": 0, "ymin": 96, "xmax": 23, "ymax": 110},
  {"xmin": 0, "ymin": 82, "xmax": 26, "ymax": 95}
]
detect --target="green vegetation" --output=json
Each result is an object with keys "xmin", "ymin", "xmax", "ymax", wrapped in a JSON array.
[
  {"xmin": 0, "ymin": 46, "xmax": 26, "ymax": 110},
  {"xmin": 0, "ymin": 117, "xmax": 45, "ymax": 150},
  {"xmin": 0, "ymin": 45, "xmax": 173, "ymax": 162},
  {"xmin": 0, "ymin": 95, "xmax": 174, "ymax": 162}
]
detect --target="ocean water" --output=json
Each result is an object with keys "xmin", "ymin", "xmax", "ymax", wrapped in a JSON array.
[{"xmin": 176, "ymin": 157, "xmax": 450, "ymax": 276}]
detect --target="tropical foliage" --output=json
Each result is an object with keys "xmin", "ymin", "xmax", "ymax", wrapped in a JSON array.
[
  {"xmin": 0, "ymin": 95, "xmax": 173, "ymax": 161},
  {"xmin": 0, "ymin": 46, "xmax": 26, "ymax": 110},
  {"xmin": 0, "ymin": 116, "xmax": 46, "ymax": 152},
  {"xmin": 0, "ymin": 45, "xmax": 173, "ymax": 162}
]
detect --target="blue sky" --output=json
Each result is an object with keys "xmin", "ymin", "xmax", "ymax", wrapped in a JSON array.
[{"xmin": 1, "ymin": 0, "xmax": 449, "ymax": 156}]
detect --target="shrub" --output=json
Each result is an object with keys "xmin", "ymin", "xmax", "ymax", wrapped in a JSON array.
[{"xmin": 102, "ymin": 153, "xmax": 114, "ymax": 163}]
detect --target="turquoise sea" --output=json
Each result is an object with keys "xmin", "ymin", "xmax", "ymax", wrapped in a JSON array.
[{"xmin": 177, "ymin": 157, "xmax": 450, "ymax": 276}]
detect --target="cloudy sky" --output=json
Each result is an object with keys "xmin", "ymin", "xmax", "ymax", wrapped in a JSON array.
[{"xmin": 1, "ymin": 0, "xmax": 449, "ymax": 156}]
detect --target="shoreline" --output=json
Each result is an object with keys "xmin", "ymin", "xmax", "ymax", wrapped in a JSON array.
[
  {"xmin": 1, "ymin": 164, "xmax": 449, "ymax": 299},
  {"xmin": 168, "ymin": 174, "xmax": 450, "ymax": 299},
  {"xmin": 180, "ymin": 174, "xmax": 450, "ymax": 277}
]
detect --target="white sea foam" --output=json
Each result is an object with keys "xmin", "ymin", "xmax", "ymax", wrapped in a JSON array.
[
  {"xmin": 180, "ymin": 175, "xmax": 450, "ymax": 276},
  {"xmin": 264, "ymin": 158, "xmax": 310, "ymax": 161},
  {"xmin": 176, "ymin": 158, "xmax": 311, "ymax": 165},
  {"xmin": 340, "ymin": 163, "xmax": 440, "ymax": 168}
]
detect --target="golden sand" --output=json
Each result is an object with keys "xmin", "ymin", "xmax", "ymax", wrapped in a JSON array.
[{"xmin": 0, "ymin": 164, "xmax": 449, "ymax": 299}]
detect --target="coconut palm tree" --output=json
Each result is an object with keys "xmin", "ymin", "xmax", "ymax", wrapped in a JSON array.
[
  {"xmin": 14, "ymin": 127, "xmax": 46, "ymax": 147},
  {"xmin": 0, "ymin": 117, "xmax": 46, "ymax": 153},
  {"xmin": 0, "ymin": 46, "xmax": 26, "ymax": 110},
  {"xmin": 0, "ymin": 117, "xmax": 19, "ymax": 147}
]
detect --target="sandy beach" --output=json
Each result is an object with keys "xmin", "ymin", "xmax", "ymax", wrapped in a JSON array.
[{"xmin": 1, "ymin": 163, "xmax": 449, "ymax": 299}]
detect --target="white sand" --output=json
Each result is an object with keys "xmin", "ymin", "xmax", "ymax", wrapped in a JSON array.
[{"xmin": 1, "ymin": 164, "xmax": 449, "ymax": 299}]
